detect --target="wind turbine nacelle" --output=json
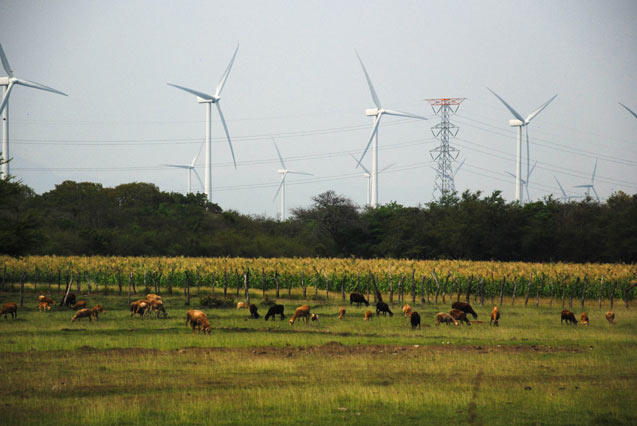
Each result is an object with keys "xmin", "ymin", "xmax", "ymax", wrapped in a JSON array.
[
  {"xmin": 366, "ymin": 108, "xmax": 380, "ymax": 116},
  {"xmin": 509, "ymin": 119, "xmax": 524, "ymax": 127},
  {"xmin": 277, "ymin": 169, "xmax": 286, "ymax": 174},
  {"xmin": 0, "ymin": 77, "xmax": 10, "ymax": 85}
]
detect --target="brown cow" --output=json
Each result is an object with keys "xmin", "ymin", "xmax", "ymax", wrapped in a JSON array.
[
  {"xmin": 186, "ymin": 310, "xmax": 210, "ymax": 334},
  {"xmin": 146, "ymin": 294, "xmax": 162, "ymax": 302},
  {"xmin": 289, "ymin": 305, "xmax": 311, "ymax": 325},
  {"xmin": 490, "ymin": 306, "xmax": 500, "ymax": 326},
  {"xmin": 72, "ymin": 300, "xmax": 87, "ymax": 310},
  {"xmin": 71, "ymin": 308, "xmax": 93, "ymax": 322},
  {"xmin": 338, "ymin": 306, "xmax": 346, "ymax": 319},
  {"xmin": 130, "ymin": 300, "xmax": 149, "ymax": 317},
  {"xmin": 561, "ymin": 310, "xmax": 578, "ymax": 325},
  {"xmin": 237, "ymin": 302, "xmax": 249, "ymax": 310},
  {"xmin": 605, "ymin": 311, "xmax": 615, "ymax": 325},
  {"xmin": 146, "ymin": 299, "xmax": 167, "ymax": 318},
  {"xmin": 38, "ymin": 301, "xmax": 51, "ymax": 312},
  {"xmin": 91, "ymin": 305, "xmax": 106, "ymax": 320},
  {"xmin": 435, "ymin": 312, "xmax": 458, "ymax": 326},
  {"xmin": 449, "ymin": 309, "xmax": 471, "ymax": 325},
  {"xmin": 403, "ymin": 304, "xmax": 412, "ymax": 318},
  {"xmin": 580, "ymin": 312, "xmax": 589, "ymax": 326},
  {"xmin": 451, "ymin": 301, "xmax": 478, "ymax": 319},
  {"xmin": 364, "ymin": 310, "xmax": 373, "ymax": 321},
  {"xmin": 38, "ymin": 295, "xmax": 56, "ymax": 306},
  {"xmin": 1, "ymin": 302, "xmax": 17, "ymax": 319}
]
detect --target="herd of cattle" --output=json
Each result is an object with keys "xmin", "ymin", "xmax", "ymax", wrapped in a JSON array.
[{"xmin": 0, "ymin": 291, "xmax": 618, "ymax": 334}]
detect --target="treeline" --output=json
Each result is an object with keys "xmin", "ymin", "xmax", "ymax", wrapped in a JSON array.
[{"xmin": 1, "ymin": 178, "xmax": 635, "ymax": 262}]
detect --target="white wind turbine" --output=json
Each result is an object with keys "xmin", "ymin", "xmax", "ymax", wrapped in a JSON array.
[
  {"xmin": 505, "ymin": 161, "xmax": 537, "ymax": 203},
  {"xmin": 487, "ymin": 88, "xmax": 557, "ymax": 204},
  {"xmin": 163, "ymin": 141, "xmax": 205, "ymax": 194},
  {"xmin": 355, "ymin": 51, "xmax": 427, "ymax": 208},
  {"xmin": 619, "ymin": 102, "xmax": 637, "ymax": 119},
  {"xmin": 554, "ymin": 176, "xmax": 581, "ymax": 203},
  {"xmin": 0, "ymin": 43, "xmax": 67, "ymax": 179},
  {"xmin": 167, "ymin": 45, "xmax": 239, "ymax": 202},
  {"xmin": 272, "ymin": 138, "xmax": 312, "ymax": 222},
  {"xmin": 350, "ymin": 153, "xmax": 395, "ymax": 207},
  {"xmin": 574, "ymin": 159, "xmax": 600, "ymax": 201}
]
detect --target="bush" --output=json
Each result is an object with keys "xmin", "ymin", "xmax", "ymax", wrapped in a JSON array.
[{"xmin": 199, "ymin": 294, "xmax": 234, "ymax": 308}]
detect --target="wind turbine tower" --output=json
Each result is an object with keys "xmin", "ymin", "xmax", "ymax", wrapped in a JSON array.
[
  {"xmin": 425, "ymin": 98, "xmax": 465, "ymax": 200},
  {"xmin": 272, "ymin": 138, "xmax": 312, "ymax": 222},
  {"xmin": 0, "ymin": 43, "xmax": 67, "ymax": 179},
  {"xmin": 167, "ymin": 45, "xmax": 239, "ymax": 202},
  {"xmin": 488, "ymin": 89, "xmax": 557, "ymax": 204},
  {"xmin": 355, "ymin": 51, "xmax": 427, "ymax": 208}
]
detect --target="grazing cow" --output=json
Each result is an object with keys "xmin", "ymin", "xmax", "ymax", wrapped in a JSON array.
[
  {"xmin": 410, "ymin": 312, "xmax": 421, "ymax": 329},
  {"xmin": 130, "ymin": 300, "xmax": 149, "ymax": 317},
  {"xmin": 349, "ymin": 292, "xmax": 369, "ymax": 307},
  {"xmin": 146, "ymin": 299, "xmax": 167, "ymax": 318},
  {"xmin": 38, "ymin": 295, "xmax": 56, "ymax": 306},
  {"xmin": 376, "ymin": 302, "xmax": 393, "ymax": 317},
  {"xmin": 249, "ymin": 304, "xmax": 260, "ymax": 319},
  {"xmin": 561, "ymin": 310, "xmax": 578, "ymax": 325},
  {"xmin": 71, "ymin": 308, "xmax": 93, "ymax": 322},
  {"xmin": 237, "ymin": 302, "xmax": 249, "ymax": 310},
  {"xmin": 580, "ymin": 312, "xmax": 589, "ymax": 326},
  {"xmin": 338, "ymin": 306, "xmax": 346, "ymax": 320},
  {"xmin": 72, "ymin": 300, "xmax": 87, "ymax": 310},
  {"xmin": 449, "ymin": 309, "xmax": 471, "ymax": 325},
  {"xmin": 61, "ymin": 293, "xmax": 76, "ymax": 308},
  {"xmin": 403, "ymin": 304, "xmax": 412, "ymax": 318},
  {"xmin": 435, "ymin": 312, "xmax": 458, "ymax": 326},
  {"xmin": 91, "ymin": 305, "xmax": 106, "ymax": 320},
  {"xmin": 451, "ymin": 301, "xmax": 478, "ymax": 319},
  {"xmin": 1, "ymin": 302, "xmax": 17, "ymax": 319},
  {"xmin": 364, "ymin": 310, "xmax": 373, "ymax": 321},
  {"xmin": 605, "ymin": 311, "xmax": 615, "ymax": 325},
  {"xmin": 311, "ymin": 313, "xmax": 320, "ymax": 324},
  {"xmin": 265, "ymin": 304, "xmax": 285, "ymax": 321},
  {"xmin": 146, "ymin": 294, "xmax": 162, "ymax": 302},
  {"xmin": 289, "ymin": 305, "xmax": 311, "ymax": 325},
  {"xmin": 490, "ymin": 306, "xmax": 500, "ymax": 326},
  {"xmin": 38, "ymin": 301, "xmax": 51, "ymax": 312},
  {"xmin": 186, "ymin": 310, "xmax": 211, "ymax": 334}
]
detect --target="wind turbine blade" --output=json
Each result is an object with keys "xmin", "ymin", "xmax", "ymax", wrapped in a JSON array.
[
  {"xmin": 379, "ymin": 162, "xmax": 396, "ymax": 174},
  {"xmin": 525, "ymin": 183, "xmax": 531, "ymax": 202},
  {"xmin": 193, "ymin": 168, "xmax": 204, "ymax": 191},
  {"xmin": 355, "ymin": 50, "xmax": 381, "ymax": 109},
  {"xmin": 487, "ymin": 88, "xmax": 524, "ymax": 122},
  {"xmin": 454, "ymin": 159, "xmax": 465, "ymax": 177},
  {"xmin": 0, "ymin": 81, "xmax": 15, "ymax": 115},
  {"xmin": 272, "ymin": 137, "xmax": 286, "ymax": 169},
  {"xmin": 0, "ymin": 43, "xmax": 13, "ymax": 78},
  {"xmin": 167, "ymin": 83, "xmax": 214, "ymax": 100},
  {"xmin": 287, "ymin": 171, "xmax": 313, "ymax": 176},
  {"xmin": 591, "ymin": 159, "xmax": 597, "ymax": 184},
  {"xmin": 349, "ymin": 153, "xmax": 371, "ymax": 174},
  {"xmin": 529, "ymin": 161, "xmax": 538, "ymax": 178},
  {"xmin": 163, "ymin": 164, "xmax": 190, "ymax": 169},
  {"xmin": 191, "ymin": 140, "xmax": 205, "ymax": 168},
  {"xmin": 383, "ymin": 109, "xmax": 428, "ymax": 120},
  {"xmin": 357, "ymin": 115, "xmax": 382, "ymax": 167},
  {"xmin": 525, "ymin": 94, "xmax": 558, "ymax": 123},
  {"xmin": 573, "ymin": 185, "xmax": 592, "ymax": 189},
  {"xmin": 619, "ymin": 102, "xmax": 637, "ymax": 119},
  {"xmin": 15, "ymin": 79, "xmax": 67, "ymax": 97},
  {"xmin": 273, "ymin": 175, "xmax": 286, "ymax": 201},
  {"xmin": 215, "ymin": 102, "xmax": 237, "ymax": 169},
  {"xmin": 554, "ymin": 176, "xmax": 567, "ymax": 197},
  {"xmin": 505, "ymin": 170, "xmax": 526, "ymax": 185},
  {"xmin": 215, "ymin": 44, "xmax": 239, "ymax": 98},
  {"xmin": 591, "ymin": 186, "xmax": 600, "ymax": 201}
]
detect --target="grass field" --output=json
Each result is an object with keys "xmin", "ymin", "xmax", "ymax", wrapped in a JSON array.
[{"xmin": 0, "ymin": 289, "xmax": 636, "ymax": 425}]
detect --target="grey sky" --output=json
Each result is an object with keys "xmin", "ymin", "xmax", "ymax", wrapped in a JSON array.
[{"xmin": 1, "ymin": 0, "xmax": 635, "ymax": 217}]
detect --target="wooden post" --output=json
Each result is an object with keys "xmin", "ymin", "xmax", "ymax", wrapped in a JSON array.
[
  {"xmin": 19, "ymin": 270, "xmax": 26, "ymax": 308},
  {"xmin": 581, "ymin": 277, "xmax": 588, "ymax": 309},
  {"xmin": 479, "ymin": 278, "xmax": 486, "ymax": 306},
  {"xmin": 610, "ymin": 281, "xmax": 617, "ymax": 309},
  {"xmin": 62, "ymin": 273, "xmax": 73, "ymax": 307},
  {"xmin": 561, "ymin": 280, "xmax": 566, "ymax": 308},
  {"xmin": 432, "ymin": 271, "xmax": 441, "ymax": 305},
  {"xmin": 398, "ymin": 275, "xmax": 405, "ymax": 303},
  {"xmin": 465, "ymin": 276, "xmax": 473, "ymax": 303},
  {"xmin": 624, "ymin": 283, "xmax": 637, "ymax": 309},
  {"xmin": 499, "ymin": 277, "xmax": 505, "ymax": 307},
  {"xmin": 456, "ymin": 279, "xmax": 462, "ymax": 302},
  {"xmin": 210, "ymin": 272, "xmax": 215, "ymax": 295},
  {"xmin": 524, "ymin": 279, "xmax": 531, "ymax": 307},
  {"xmin": 341, "ymin": 275, "xmax": 346, "ymax": 301},
  {"xmin": 371, "ymin": 274, "xmax": 377, "ymax": 304},
  {"xmin": 244, "ymin": 269, "xmax": 250, "ymax": 306},
  {"xmin": 86, "ymin": 271, "xmax": 92, "ymax": 296},
  {"xmin": 535, "ymin": 285, "xmax": 540, "ymax": 307},
  {"xmin": 443, "ymin": 273, "xmax": 451, "ymax": 304},
  {"xmin": 490, "ymin": 273, "xmax": 495, "ymax": 305},
  {"xmin": 511, "ymin": 277, "xmax": 518, "ymax": 306},
  {"xmin": 275, "ymin": 270, "xmax": 280, "ymax": 298},
  {"xmin": 223, "ymin": 269, "xmax": 228, "ymax": 297},
  {"xmin": 34, "ymin": 267, "xmax": 40, "ymax": 293},
  {"xmin": 128, "ymin": 272, "xmax": 132, "ymax": 306}
]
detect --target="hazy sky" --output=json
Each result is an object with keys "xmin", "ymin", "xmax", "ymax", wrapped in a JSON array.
[{"xmin": 1, "ymin": 0, "xmax": 635, "ymax": 218}]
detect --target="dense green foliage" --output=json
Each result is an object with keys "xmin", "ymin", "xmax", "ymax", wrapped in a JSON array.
[{"xmin": 1, "ymin": 178, "xmax": 636, "ymax": 262}]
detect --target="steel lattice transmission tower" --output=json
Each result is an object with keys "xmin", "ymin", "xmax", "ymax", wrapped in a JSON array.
[{"xmin": 425, "ymin": 98, "xmax": 465, "ymax": 200}]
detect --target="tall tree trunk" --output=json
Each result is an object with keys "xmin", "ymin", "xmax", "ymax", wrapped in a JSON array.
[{"xmin": 432, "ymin": 271, "xmax": 441, "ymax": 305}]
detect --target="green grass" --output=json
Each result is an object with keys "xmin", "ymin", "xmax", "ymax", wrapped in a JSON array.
[{"xmin": 0, "ymin": 290, "xmax": 636, "ymax": 425}]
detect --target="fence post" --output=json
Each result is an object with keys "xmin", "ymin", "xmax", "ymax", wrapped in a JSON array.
[
  {"xmin": 524, "ymin": 279, "xmax": 531, "ymax": 307},
  {"xmin": 245, "ymin": 269, "xmax": 250, "ymax": 306},
  {"xmin": 511, "ymin": 277, "xmax": 518, "ymax": 306},
  {"xmin": 465, "ymin": 276, "xmax": 473, "ymax": 303},
  {"xmin": 432, "ymin": 271, "xmax": 440, "ymax": 305},
  {"xmin": 479, "ymin": 278, "xmax": 486, "ymax": 306}
]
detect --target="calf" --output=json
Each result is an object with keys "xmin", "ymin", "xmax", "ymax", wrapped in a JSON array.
[
  {"xmin": 265, "ymin": 304, "xmax": 285, "ymax": 321},
  {"xmin": 451, "ymin": 301, "xmax": 478, "ymax": 319},
  {"xmin": 364, "ymin": 310, "xmax": 373, "ymax": 321},
  {"xmin": 38, "ymin": 295, "xmax": 56, "ymax": 306},
  {"xmin": 71, "ymin": 308, "xmax": 93, "ymax": 322},
  {"xmin": 91, "ymin": 305, "xmax": 106, "ymax": 320},
  {"xmin": 249, "ymin": 304, "xmax": 260, "ymax": 319},
  {"xmin": 311, "ymin": 313, "xmax": 320, "ymax": 324},
  {"xmin": 349, "ymin": 292, "xmax": 369, "ymax": 307},
  {"xmin": 237, "ymin": 302, "xmax": 249, "ymax": 310},
  {"xmin": 72, "ymin": 300, "xmax": 87, "ymax": 310},
  {"xmin": 376, "ymin": 302, "xmax": 393, "ymax": 317},
  {"xmin": 410, "ymin": 312, "xmax": 421, "ymax": 329},
  {"xmin": 186, "ymin": 310, "xmax": 211, "ymax": 334},
  {"xmin": 580, "ymin": 312, "xmax": 589, "ymax": 326},
  {"xmin": 38, "ymin": 301, "xmax": 51, "ymax": 312},
  {"xmin": 449, "ymin": 309, "xmax": 471, "ymax": 325},
  {"xmin": 561, "ymin": 310, "xmax": 578, "ymax": 325},
  {"xmin": 289, "ymin": 305, "xmax": 311, "ymax": 325},
  {"xmin": 490, "ymin": 306, "xmax": 500, "ymax": 326},
  {"xmin": 1, "ymin": 302, "xmax": 17, "ymax": 319},
  {"xmin": 338, "ymin": 306, "xmax": 346, "ymax": 320},
  {"xmin": 435, "ymin": 312, "xmax": 458, "ymax": 326},
  {"xmin": 605, "ymin": 311, "xmax": 615, "ymax": 325},
  {"xmin": 402, "ymin": 304, "xmax": 412, "ymax": 318}
]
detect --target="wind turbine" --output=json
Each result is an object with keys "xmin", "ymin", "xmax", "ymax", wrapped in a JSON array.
[
  {"xmin": 163, "ymin": 141, "xmax": 204, "ymax": 194},
  {"xmin": 487, "ymin": 88, "xmax": 557, "ymax": 204},
  {"xmin": 574, "ymin": 159, "xmax": 600, "ymax": 201},
  {"xmin": 619, "ymin": 102, "xmax": 637, "ymax": 119},
  {"xmin": 505, "ymin": 161, "xmax": 537, "ymax": 202},
  {"xmin": 167, "ymin": 44, "xmax": 239, "ymax": 202},
  {"xmin": 350, "ymin": 153, "xmax": 395, "ymax": 207},
  {"xmin": 355, "ymin": 51, "xmax": 427, "ymax": 208},
  {"xmin": 272, "ymin": 138, "xmax": 312, "ymax": 222},
  {"xmin": 553, "ymin": 176, "xmax": 581, "ymax": 203},
  {"xmin": 0, "ymin": 43, "xmax": 67, "ymax": 179}
]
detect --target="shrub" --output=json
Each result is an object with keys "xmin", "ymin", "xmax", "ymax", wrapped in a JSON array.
[{"xmin": 199, "ymin": 294, "xmax": 234, "ymax": 308}]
